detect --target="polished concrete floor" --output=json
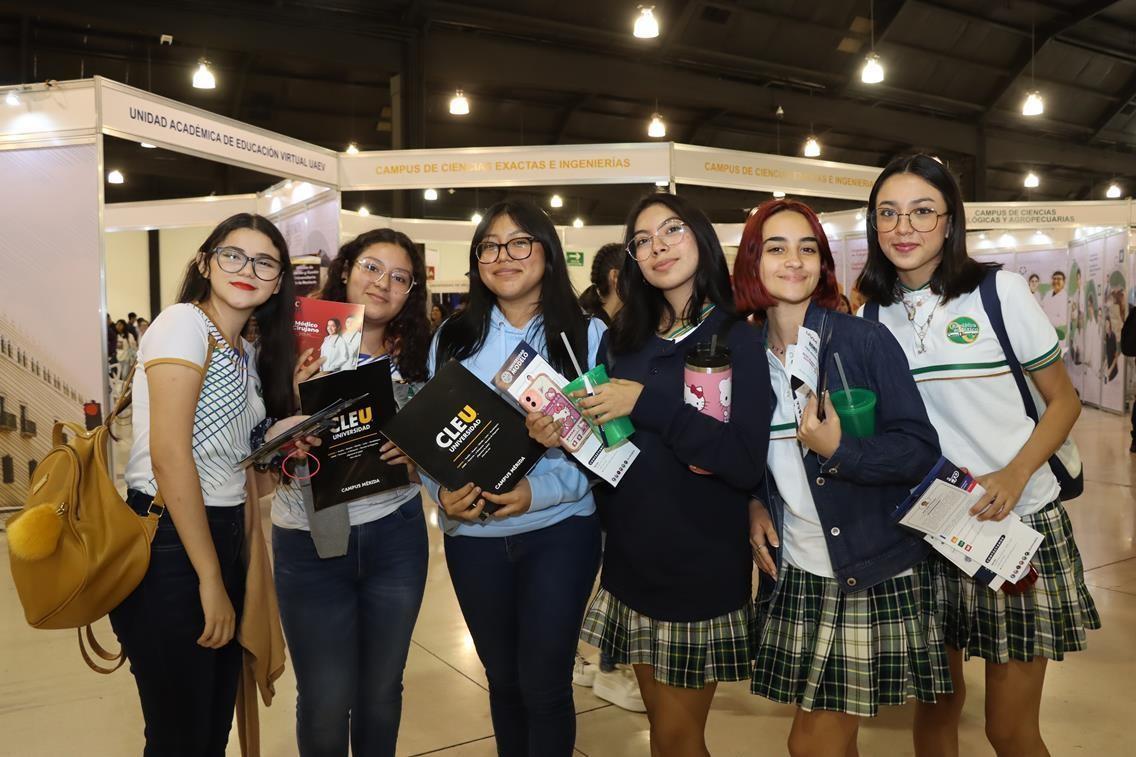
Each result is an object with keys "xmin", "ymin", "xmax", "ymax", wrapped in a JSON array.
[{"xmin": 1, "ymin": 407, "xmax": 1133, "ymax": 756}]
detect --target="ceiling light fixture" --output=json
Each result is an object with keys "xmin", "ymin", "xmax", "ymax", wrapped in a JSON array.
[
  {"xmin": 358, "ymin": 206, "xmax": 370, "ymax": 216},
  {"xmin": 140, "ymin": 142, "xmax": 156, "ymax": 149},
  {"xmin": 773, "ymin": 191, "xmax": 786, "ymax": 199},
  {"xmin": 803, "ymin": 136, "xmax": 821, "ymax": 158},
  {"xmin": 345, "ymin": 142, "xmax": 360, "ymax": 154},
  {"xmin": 1106, "ymin": 182, "xmax": 1122, "ymax": 199},
  {"xmin": 424, "ymin": 188, "xmax": 438, "ymax": 201},
  {"xmin": 648, "ymin": 113, "xmax": 666, "ymax": 138},
  {"xmin": 449, "ymin": 90, "xmax": 470, "ymax": 116},
  {"xmin": 471, "ymin": 212, "xmax": 483, "ymax": 224},
  {"xmin": 655, "ymin": 179, "xmax": 670, "ymax": 187},
  {"xmin": 573, "ymin": 217, "xmax": 584, "ymax": 228},
  {"xmin": 550, "ymin": 194, "xmax": 564, "ymax": 208},
  {"xmin": 1024, "ymin": 171, "xmax": 1040, "ymax": 189},
  {"xmin": 860, "ymin": 2, "xmax": 884, "ymax": 84},
  {"xmin": 107, "ymin": 169, "xmax": 125, "ymax": 185},
  {"xmin": 634, "ymin": 7, "xmax": 660, "ymax": 39},
  {"xmin": 1022, "ymin": 91, "xmax": 1044, "ymax": 117},
  {"xmin": 192, "ymin": 59, "xmax": 216, "ymax": 89},
  {"xmin": 5, "ymin": 89, "xmax": 20, "ymax": 107}
]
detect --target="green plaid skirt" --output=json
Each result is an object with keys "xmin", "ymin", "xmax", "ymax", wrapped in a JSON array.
[
  {"xmin": 579, "ymin": 588, "xmax": 753, "ymax": 689},
  {"xmin": 750, "ymin": 562, "xmax": 952, "ymax": 717},
  {"xmin": 931, "ymin": 499, "xmax": 1101, "ymax": 663}
]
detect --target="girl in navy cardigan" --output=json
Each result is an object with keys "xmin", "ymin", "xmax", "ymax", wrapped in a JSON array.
[
  {"xmin": 736, "ymin": 199, "xmax": 949, "ymax": 757},
  {"xmin": 543, "ymin": 193, "xmax": 772, "ymax": 756}
]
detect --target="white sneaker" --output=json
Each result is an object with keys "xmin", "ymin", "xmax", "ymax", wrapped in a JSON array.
[
  {"xmin": 592, "ymin": 666, "xmax": 646, "ymax": 712},
  {"xmin": 572, "ymin": 653, "xmax": 596, "ymax": 687}
]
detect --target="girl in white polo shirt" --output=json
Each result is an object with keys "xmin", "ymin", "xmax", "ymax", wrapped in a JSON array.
[{"xmin": 858, "ymin": 154, "xmax": 1099, "ymax": 757}]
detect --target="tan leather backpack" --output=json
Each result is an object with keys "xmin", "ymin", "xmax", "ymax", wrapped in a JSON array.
[{"xmin": 7, "ymin": 347, "xmax": 211, "ymax": 672}]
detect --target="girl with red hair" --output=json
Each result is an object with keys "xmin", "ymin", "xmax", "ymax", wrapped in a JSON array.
[{"xmin": 736, "ymin": 199, "xmax": 950, "ymax": 756}]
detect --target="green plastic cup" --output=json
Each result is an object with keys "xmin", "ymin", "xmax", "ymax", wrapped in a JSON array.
[
  {"xmin": 830, "ymin": 388, "xmax": 877, "ymax": 438},
  {"xmin": 563, "ymin": 364, "xmax": 635, "ymax": 447}
]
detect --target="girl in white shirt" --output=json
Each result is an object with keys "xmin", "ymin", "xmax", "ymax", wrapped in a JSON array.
[{"xmin": 857, "ymin": 155, "xmax": 1098, "ymax": 757}]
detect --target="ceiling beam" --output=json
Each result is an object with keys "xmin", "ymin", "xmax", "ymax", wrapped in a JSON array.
[
  {"xmin": 551, "ymin": 94, "xmax": 591, "ymax": 144},
  {"xmin": 658, "ymin": 1, "xmax": 702, "ymax": 56},
  {"xmin": 1090, "ymin": 72, "xmax": 1136, "ymax": 141},
  {"xmin": 981, "ymin": 0, "xmax": 1121, "ymax": 120}
]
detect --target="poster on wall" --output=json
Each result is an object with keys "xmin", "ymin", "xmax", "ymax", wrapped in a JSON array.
[
  {"xmin": 1067, "ymin": 244, "xmax": 1087, "ymax": 396},
  {"xmin": 0, "ymin": 144, "xmax": 102, "ymax": 508},
  {"xmin": 275, "ymin": 195, "xmax": 339, "ymax": 296},
  {"xmin": 1099, "ymin": 232, "xmax": 1128, "ymax": 412},
  {"xmin": 1014, "ymin": 249, "xmax": 1069, "ymax": 343},
  {"xmin": 829, "ymin": 236, "xmax": 847, "ymax": 298},
  {"xmin": 1080, "ymin": 238, "xmax": 1105, "ymax": 407}
]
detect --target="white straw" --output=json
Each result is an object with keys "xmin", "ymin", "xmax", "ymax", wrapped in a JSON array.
[
  {"xmin": 833, "ymin": 352, "xmax": 854, "ymax": 406},
  {"xmin": 560, "ymin": 331, "xmax": 586, "ymax": 379}
]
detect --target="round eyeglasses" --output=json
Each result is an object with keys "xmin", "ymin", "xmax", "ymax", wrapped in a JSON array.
[
  {"xmin": 872, "ymin": 207, "xmax": 948, "ymax": 234},
  {"xmin": 212, "ymin": 246, "xmax": 283, "ymax": 281},
  {"xmin": 626, "ymin": 221, "xmax": 688, "ymax": 261},
  {"xmin": 354, "ymin": 257, "xmax": 416, "ymax": 295}
]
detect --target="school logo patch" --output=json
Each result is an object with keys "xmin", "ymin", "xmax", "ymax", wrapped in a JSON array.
[{"xmin": 946, "ymin": 317, "xmax": 980, "ymax": 344}]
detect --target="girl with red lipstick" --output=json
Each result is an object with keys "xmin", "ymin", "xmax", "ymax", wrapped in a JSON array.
[
  {"xmin": 858, "ymin": 155, "xmax": 1098, "ymax": 757},
  {"xmin": 270, "ymin": 228, "xmax": 431, "ymax": 757},
  {"xmin": 571, "ymin": 193, "xmax": 772, "ymax": 757},
  {"xmin": 112, "ymin": 214, "xmax": 296, "ymax": 756},
  {"xmin": 736, "ymin": 199, "xmax": 947, "ymax": 757}
]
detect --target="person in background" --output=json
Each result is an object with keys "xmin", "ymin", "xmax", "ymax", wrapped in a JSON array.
[
  {"xmin": 856, "ymin": 154, "xmax": 1097, "ymax": 757},
  {"xmin": 578, "ymin": 243, "xmax": 625, "ymax": 326},
  {"xmin": 429, "ymin": 302, "xmax": 449, "ymax": 333},
  {"xmin": 127, "ymin": 311, "xmax": 141, "ymax": 340},
  {"xmin": 136, "ymin": 317, "xmax": 150, "ymax": 340},
  {"xmin": 115, "ymin": 319, "xmax": 139, "ymax": 367},
  {"xmin": 111, "ymin": 213, "xmax": 297, "ymax": 757},
  {"xmin": 835, "ymin": 293, "xmax": 853, "ymax": 314},
  {"xmin": 318, "ymin": 317, "xmax": 350, "ymax": 372}
]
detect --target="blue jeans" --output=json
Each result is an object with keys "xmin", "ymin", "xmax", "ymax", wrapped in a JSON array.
[
  {"xmin": 272, "ymin": 495, "xmax": 429, "ymax": 757},
  {"xmin": 109, "ymin": 492, "xmax": 246, "ymax": 757},
  {"xmin": 444, "ymin": 513, "xmax": 602, "ymax": 757}
]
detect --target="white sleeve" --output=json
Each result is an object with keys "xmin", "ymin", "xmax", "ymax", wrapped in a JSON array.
[
  {"xmin": 997, "ymin": 271, "xmax": 1062, "ymax": 372},
  {"xmin": 138, "ymin": 304, "xmax": 211, "ymax": 373}
]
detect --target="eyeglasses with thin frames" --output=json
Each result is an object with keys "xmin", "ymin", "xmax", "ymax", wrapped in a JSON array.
[
  {"xmin": 626, "ymin": 220, "xmax": 688, "ymax": 261},
  {"xmin": 354, "ymin": 257, "xmax": 416, "ymax": 295},
  {"xmin": 872, "ymin": 207, "xmax": 948, "ymax": 234}
]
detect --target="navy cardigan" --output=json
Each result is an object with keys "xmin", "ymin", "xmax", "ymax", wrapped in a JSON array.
[
  {"xmin": 595, "ymin": 308, "xmax": 772, "ymax": 622},
  {"xmin": 759, "ymin": 303, "xmax": 941, "ymax": 594}
]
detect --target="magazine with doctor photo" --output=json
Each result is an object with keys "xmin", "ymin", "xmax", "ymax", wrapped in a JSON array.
[{"xmin": 293, "ymin": 295, "xmax": 364, "ymax": 372}]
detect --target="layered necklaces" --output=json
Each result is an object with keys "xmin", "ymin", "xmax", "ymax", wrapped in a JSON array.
[{"xmin": 899, "ymin": 286, "xmax": 941, "ymax": 355}]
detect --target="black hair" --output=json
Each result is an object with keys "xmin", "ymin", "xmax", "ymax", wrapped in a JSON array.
[
  {"xmin": 579, "ymin": 242, "xmax": 625, "ymax": 324},
  {"xmin": 857, "ymin": 154, "xmax": 997, "ymax": 306},
  {"xmin": 327, "ymin": 318, "xmax": 342, "ymax": 333},
  {"xmin": 610, "ymin": 193, "xmax": 735, "ymax": 355},
  {"xmin": 175, "ymin": 213, "xmax": 296, "ymax": 419},
  {"xmin": 435, "ymin": 198, "xmax": 589, "ymax": 377},
  {"xmin": 128, "ymin": 312, "xmax": 137, "ymax": 320},
  {"xmin": 1053, "ymin": 271, "xmax": 1066, "ymax": 278},
  {"xmin": 319, "ymin": 228, "xmax": 431, "ymax": 383}
]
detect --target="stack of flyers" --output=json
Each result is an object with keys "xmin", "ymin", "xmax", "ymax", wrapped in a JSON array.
[{"xmin": 893, "ymin": 457, "xmax": 1044, "ymax": 588}]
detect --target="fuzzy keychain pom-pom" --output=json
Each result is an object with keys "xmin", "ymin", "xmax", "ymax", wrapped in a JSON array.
[{"xmin": 8, "ymin": 503, "xmax": 64, "ymax": 561}]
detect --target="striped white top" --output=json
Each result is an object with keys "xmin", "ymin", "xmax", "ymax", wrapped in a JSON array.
[{"xmin": 125, "ymin": 303, "xmax": 265, "ymax": 508}]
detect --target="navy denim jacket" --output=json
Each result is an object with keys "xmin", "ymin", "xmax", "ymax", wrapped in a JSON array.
[{"xmin": 759, "ymin": 303, "xmax": 940, "ymax": 593}]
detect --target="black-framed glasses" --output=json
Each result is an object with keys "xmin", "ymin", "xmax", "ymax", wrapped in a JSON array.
[
  {"xmin": 212, "ymin": 246, "xmax": 283, "ymax": 281},
  {"xmin": 626, "ymin": 220, "xmax": 688, "ymax": 261},
  {"xmin": 872, "ymin": 207, "xmax": 948, "ymax": 233},
  {"xmin": 476, "ymin": 236, "xmax": 538, "ymax": 264},
  {"xmin": 354, "ymin": 257, "xmax": 416, "ymax": 295}
]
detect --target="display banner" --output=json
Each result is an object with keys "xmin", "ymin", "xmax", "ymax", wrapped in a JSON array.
[
  {"xmin": 1100, "ymin": 232, "xmax": 1127, "ymax": 412},
  {"xmin": 1014, "ymin": 249, "xmax": 1070, "ymax": 343},
  {"xmin": 672, "ymin": 145, "xmax": 879, "ymax": 201},
  {"xmin": 845, "ymin": 235, "xmax": 869, "ymax": 310},
  {"xmin": 966, "ymin": 201, "xmax": 1130, "ymax": 229},
  {"xmin": 98, "ymin": 78, "xmax": 337, "ymax": 185},
  {"xmin": 339, "ymin": 142, "xmax": 670, "ymax": 190}
]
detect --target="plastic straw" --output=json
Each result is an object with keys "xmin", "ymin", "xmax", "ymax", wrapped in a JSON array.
[
  {"xmin": 710, "ymin": 333, "xmax": 719, "ymax": 355},
  {"xmin": 560, "ymin": 331, "xmax": 586, "ymax": 379},
  {"xmin": 833, "ymin": 351, "xmax": 854, "ymax": 406}
]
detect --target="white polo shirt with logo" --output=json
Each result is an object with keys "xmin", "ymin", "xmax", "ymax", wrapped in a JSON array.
[{"xmin": 865, "ymin": 270, "xmax": 1063, "ymax": 516}]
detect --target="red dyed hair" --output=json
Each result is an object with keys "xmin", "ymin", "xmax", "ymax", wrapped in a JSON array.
[{"xmin": 733, "ymin": 198, "xmax": 842, "ymax": 314}]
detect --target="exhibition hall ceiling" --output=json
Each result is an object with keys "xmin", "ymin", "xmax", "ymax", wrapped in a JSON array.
[{"xmin": 2, "ymin": 1, "xmax": 1136, "ymax": 222}]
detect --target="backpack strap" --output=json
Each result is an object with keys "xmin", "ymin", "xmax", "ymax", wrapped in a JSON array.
[
  {"xmin": 862, "ymin": 301, "xmax": 880, "ymax": 322},
  {"xmin": 977, "ymin": 270, "xmax": 1042, "ymax": 423}
]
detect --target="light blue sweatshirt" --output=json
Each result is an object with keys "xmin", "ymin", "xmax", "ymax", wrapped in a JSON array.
[{"xmin": 423, "ymin": 306, "xmax": 605, "ymax": 537}]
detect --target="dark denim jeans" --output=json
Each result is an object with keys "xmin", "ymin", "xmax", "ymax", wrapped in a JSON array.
[
  {"xmin": 109, "ymin": 492, "xmax": 246, "ymax": 757},
  {"xmin": 272, "ymin": 494, "xmax": 429, "ymax": 757},
  {"xmin": 444, "ymin": 513, "xmax": 602, "ymax": 757}
]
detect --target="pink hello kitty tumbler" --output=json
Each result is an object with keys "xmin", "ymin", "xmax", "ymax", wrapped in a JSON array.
[{"xmin": 684, "ymin": 340, "xmax": 732, "ymax": 475}]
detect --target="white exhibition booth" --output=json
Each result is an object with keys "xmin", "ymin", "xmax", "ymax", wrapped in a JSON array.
[{"xmin": 3, "ymin": 75, "xmax": 1133, "ymax": 507}]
